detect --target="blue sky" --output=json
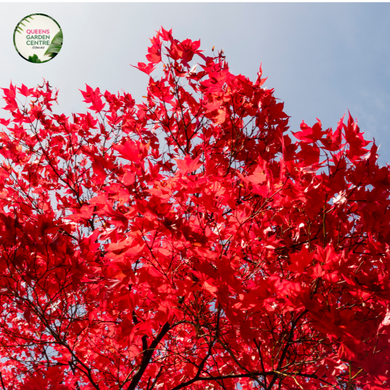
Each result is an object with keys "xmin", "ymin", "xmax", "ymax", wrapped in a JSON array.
[{"xmin": 1, "ymin": 2, "xmax": 390, "ymax": 165}]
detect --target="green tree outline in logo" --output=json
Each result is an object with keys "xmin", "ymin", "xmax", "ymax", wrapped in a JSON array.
[{"xmin": 44, "ymin": 30, "xmax": 63, "ymax": 59}]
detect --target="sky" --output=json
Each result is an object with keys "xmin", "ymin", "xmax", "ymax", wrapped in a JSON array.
[{"xmin": 1, "ymin": 2, "xmax": 390, "ymax": 165}]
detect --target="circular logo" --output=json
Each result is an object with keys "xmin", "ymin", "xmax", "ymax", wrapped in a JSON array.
[{"xmin": 13, "ymin": 13, "xmax": 63, "ymax": 63}]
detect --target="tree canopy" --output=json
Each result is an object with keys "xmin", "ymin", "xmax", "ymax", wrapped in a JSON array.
[{"xmin": 0, "ymin": 27, "xmax": 389, "ymax": 390}]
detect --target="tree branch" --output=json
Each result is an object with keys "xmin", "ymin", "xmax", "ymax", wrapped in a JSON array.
[{"xmin": 127, "ymin": 322, "xmax": 171, "ymax": 390}]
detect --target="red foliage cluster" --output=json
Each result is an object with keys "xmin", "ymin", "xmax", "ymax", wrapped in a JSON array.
[{"xmin": 0, "ymin": 28, "xmax": 389, "ymax": 390}]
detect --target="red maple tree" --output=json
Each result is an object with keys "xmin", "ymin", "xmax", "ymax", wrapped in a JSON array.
[{"xmin": 0, "ymin": 27, "xmax": 389, "ymax": 390}]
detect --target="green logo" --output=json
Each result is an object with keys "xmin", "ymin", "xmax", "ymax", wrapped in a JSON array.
[{"xmin": 14, "ymin": 13, "xmax": 63, "ymax": 63}]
